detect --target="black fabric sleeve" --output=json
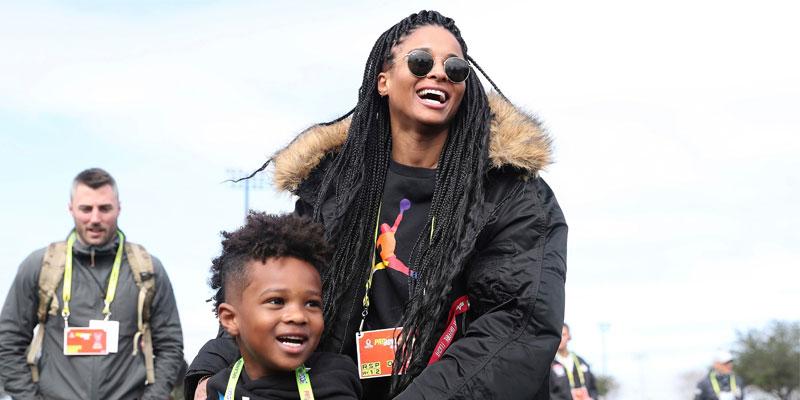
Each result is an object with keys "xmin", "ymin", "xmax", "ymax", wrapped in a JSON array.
[
  {"xmin": 185, "ymin": 334, "xmax": 240, "ymax": 400},
  {"xmin": 310, "ymin": 352, "xmax": 362, "ymax": 400},
  {"xmin": 396, "ymin": 177, "xmax": 567, "ymax": 399},
  {"xmin": 203, "ymin": 366, "xmax": 231, "ymax": 400},
  {"xmin": 0, "ymin": 250, "xmax": 45, "ymax": 400},
  {"xmin": 142, "ymin": 257, "xmax": 185, "ymax": 400}
]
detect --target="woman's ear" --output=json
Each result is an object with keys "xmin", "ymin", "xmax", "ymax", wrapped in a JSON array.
[
  {"xmin": 217, "ymin": 303, "xmax": 239, "ymax": 337},
  {"xmin": 377, "ymin": 72, "xmax": 389, "ymax": 97}
]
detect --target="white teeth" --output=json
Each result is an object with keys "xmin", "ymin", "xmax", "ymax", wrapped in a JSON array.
[
  {"xmin": 278, "ymin": 336, "xmax": 305, "ymax": 345},
  {"xmin": 417, "ymin": 89, "xmax": 446, "ymax": 103}
]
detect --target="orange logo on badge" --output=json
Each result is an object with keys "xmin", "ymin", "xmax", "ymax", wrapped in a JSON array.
[{"xmin": 356, "ymin": 328, "xmax": 403, "ymax": 379}]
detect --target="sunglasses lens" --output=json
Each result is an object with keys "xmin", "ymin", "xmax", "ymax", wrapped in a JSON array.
[
  {"xmin": 444, "ymin": 57, "xmax": 470, "ymax": 83},
  {"xmin": 406, "ymin": 50, "xmax": 434, "ymax": 77}
]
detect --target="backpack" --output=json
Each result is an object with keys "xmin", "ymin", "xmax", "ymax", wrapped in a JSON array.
[{"xmin": 25, "ymin": 240, "xmax": 157, "ymax": 384}]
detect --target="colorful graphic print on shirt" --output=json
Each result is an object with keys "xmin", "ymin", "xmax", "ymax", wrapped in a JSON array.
[{"xmin": 374, "ymin": 198, "xmax": 417, "ymax": 279}]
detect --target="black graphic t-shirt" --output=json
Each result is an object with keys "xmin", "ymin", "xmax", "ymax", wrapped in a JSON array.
[
  {"xmin": 356, "ymin": 160, "xmax": 437, "ymax": 400},
  {"xmin": 365, "ymin": 160, "xmax": 436, "ymax": 331}
]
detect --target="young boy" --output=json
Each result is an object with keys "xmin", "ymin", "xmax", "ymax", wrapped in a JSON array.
[{"xmin": 205, "ymin": 212, "xmax": 361, "ymax": 400}]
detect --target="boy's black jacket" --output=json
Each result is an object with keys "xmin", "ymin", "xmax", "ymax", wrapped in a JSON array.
[{"xmin": 205, "ymin": 348, "xmax": 361, "ymax": 400}]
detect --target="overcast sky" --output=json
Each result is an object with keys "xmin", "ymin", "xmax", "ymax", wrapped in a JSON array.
[{"xmin": 1, "ymin": 1, "xmax": 798, "ymax": 399}]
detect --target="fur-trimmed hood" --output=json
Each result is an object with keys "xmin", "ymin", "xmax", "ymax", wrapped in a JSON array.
[{"xmin": 272, "ymin": 93, "xmax": 552, "ymax": 192}]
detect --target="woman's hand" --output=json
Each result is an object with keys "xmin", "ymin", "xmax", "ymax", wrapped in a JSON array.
[{"xmin": 193, "ymin": 376, "xmax": 209, "ymax": 400}]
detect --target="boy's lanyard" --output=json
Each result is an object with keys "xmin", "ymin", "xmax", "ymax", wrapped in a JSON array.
[
  {"xmin": 224, "ymin": 358, "xmax": 314, "ymax": 400},
  {"xmin": 564, "ymin": 353, "xmax": 586, "ymax": 389},
  {"xmin": 710, "ymin": 372, "xmax": 738, "ymax": 396},
  {"xmin": 62, "ymin": 230, "xmax": 125, "ymax": 326}
]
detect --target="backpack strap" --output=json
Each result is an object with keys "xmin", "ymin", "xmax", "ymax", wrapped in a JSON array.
[
  {"xmin": 125, "ymin": 242, "xmax": 157, "ymax": 385},
  {"xmin": 27, "ymin": 242, "xmax": 67, "ymax": 382}
]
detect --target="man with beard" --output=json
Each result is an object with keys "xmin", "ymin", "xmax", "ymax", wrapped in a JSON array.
[{"xmin": 0, "ymin": 168, "xmax": 184, "ymax": 400}]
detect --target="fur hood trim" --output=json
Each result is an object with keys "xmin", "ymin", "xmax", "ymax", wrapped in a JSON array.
[{"xmin": 272, "ymin": 93, "xmax": 552, "ymax": 192}]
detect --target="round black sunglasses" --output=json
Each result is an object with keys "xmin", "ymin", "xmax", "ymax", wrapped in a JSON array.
[{"xmin": 403, "ymin": 49, "xmax": 470, "ymax": 83}]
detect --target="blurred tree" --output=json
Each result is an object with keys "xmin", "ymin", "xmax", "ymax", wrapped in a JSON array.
[
  {"xmin": 735, "ymin": 321, "xmax": 800, "ymax": 400},
  {"xmin": 594, "ymin": 374, "xmax": 619, "ymax": 399}
]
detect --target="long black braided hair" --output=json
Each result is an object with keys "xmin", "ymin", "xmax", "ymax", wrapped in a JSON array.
[{"xmin": 240, "ymin": 9, "xmax": 506, "ymax": 395}]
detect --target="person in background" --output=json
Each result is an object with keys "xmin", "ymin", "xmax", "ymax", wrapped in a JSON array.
[
  {"xmin": 550, "ymin": 323, "xmax": 598, "ymax": 400},
  {"xmin": 694, "ymin": 350, "xmax": 745, "ymax": 400},
  {"xmin": 0, "ymin": 168, "xmax": 184, "ymax": 400}
]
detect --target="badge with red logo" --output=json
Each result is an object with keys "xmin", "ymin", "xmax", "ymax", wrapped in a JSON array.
[
  {"xmin": 356, "ymin": 328, "xmax": 403, "ymax": 379},
  {"xmin": 64, "ymin": 327, "xmax": 108, "ymax": 355}
]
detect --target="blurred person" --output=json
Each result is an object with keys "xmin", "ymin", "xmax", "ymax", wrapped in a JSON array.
[
  {"xmin": 0, "ymin": 168, "xmax": 184, "ymax": 399},
  {"xmin": 186, "ymin": 9, "xmax": 567, "ymax": 400},
  {"xmin": 694, "ymin": 350, "xmax": 745, "ymax": 400},
  {"xmin": 550, "ymin": 323, "xmax": 598, "ymax": 400}
]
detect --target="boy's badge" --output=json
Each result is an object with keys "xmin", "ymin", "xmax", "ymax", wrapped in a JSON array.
[
  {"xmin": 64, "ymin": 327, "xmax": 108, "ymax": 355},
  {"xmin": 552, "ymin": 363, "xmax": 566, "ymax": 376},
  {"xmin": 356, "ymin": 327, "xmax": 403, "ymax": 379},
  {"xmin": 89, "ymin": 319, "xmax": 119, "ymax": 353}
]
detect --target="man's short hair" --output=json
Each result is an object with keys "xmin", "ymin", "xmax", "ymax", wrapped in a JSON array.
[{"xmin": 71, "ymin": 168, "xmax": 118, "ymax": 199}]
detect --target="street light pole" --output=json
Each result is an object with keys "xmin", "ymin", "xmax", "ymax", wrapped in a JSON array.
[{"xmin": 599, "ymin": 322, "xmax": 610, "ymax": 376}]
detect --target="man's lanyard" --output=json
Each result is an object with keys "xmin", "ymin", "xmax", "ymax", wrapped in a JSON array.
[
  {"xmin": 62, "ymin": 230, "xmax": 125, "ymax": 325},
  {"xmin": 710, "ymin": 372, "xmax": 738, "ymax": 396},
  {"xmin": 564, "ymin": 352, "xmax": 586, "ymax": 389},
  {"xmin": 224, "ymin": 358, "xmax": 314, "ymax": 400}
]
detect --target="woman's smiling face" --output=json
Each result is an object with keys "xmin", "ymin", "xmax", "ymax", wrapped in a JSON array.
[{"xmin": 378, "ymin": 25, "xmax": 467, "ymax": 132}]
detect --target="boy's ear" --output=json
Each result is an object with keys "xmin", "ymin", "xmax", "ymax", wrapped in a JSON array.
[{"xmin": 217, "ymin": 303, "xmax": 240, "ymax": 337}]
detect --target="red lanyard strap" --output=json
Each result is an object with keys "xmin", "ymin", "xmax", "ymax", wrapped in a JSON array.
[{"xmin": 428, "ymin": 295, "xmax": 470, "ymax": 365}]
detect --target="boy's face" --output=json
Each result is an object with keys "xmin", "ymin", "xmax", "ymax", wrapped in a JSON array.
[{"xmin": 218, "ymin": 256, "xmax": 323, "ymax": 379}]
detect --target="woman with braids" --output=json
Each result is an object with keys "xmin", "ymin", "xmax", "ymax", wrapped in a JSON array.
[{"xmin": 187, "ymin": 10, "xmax": 567, "ymax": 400}]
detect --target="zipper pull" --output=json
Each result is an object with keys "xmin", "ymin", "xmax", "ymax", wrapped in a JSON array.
[{"xmin": 91, "ymin": 248, "xmax": 95, "ymax": 267}]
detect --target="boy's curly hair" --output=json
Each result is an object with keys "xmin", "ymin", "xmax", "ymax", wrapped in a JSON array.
[{"xmin": 209, "ymin": 212, "xmax": 331, "ymax": 314}]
